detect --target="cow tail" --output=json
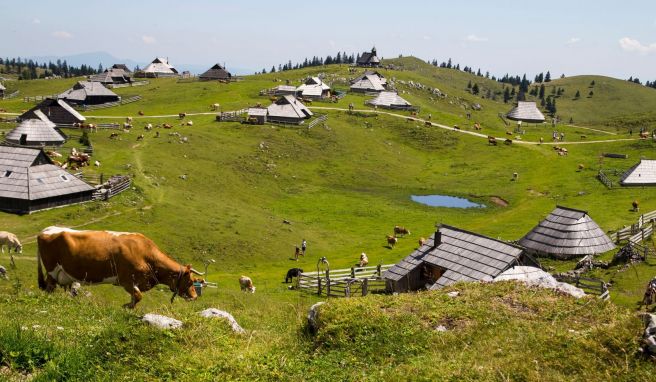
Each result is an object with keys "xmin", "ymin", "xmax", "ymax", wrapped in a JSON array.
[{"xmin": 37, "ymin": 246, "xmax": 46, "ymax": 290}]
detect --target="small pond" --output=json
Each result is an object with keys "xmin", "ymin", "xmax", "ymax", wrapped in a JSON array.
[{"xmin": 411, "ymin": 194, "xmax": 486, "ymax": 208}]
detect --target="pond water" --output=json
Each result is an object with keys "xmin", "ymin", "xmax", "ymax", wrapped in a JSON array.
[{"xmin": 411, "ymin": 194, "xmax": 486, "ymax": 208}]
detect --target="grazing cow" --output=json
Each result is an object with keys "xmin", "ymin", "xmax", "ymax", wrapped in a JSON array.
[
  {"xmin": 0, "ymin": 265, "xmax": 7, "ymax": 280},
  {"xmin": 123, "ymin": 122, "xmax": 133, "ymax": 130},
  {"xmin": 506, "ymin": 131, "xmax": 513, "ymax": 136},
  {"xmin": 633, "ymin": 200, "xmax": 640, "ymax": 212},
  {"xmin": 37, "ymin": 227, "xmax": 204, "ymax": 308},
  {"xmin": 488, "ymin": 136, "xmax": 497, "ymax": 146},
  {"xmin": 145, "ymin": 123, "xmax": 153, "ymax": 131},
  {"xmin": 386, "ymin": 235, "xmax": 398, "ymax": 248},
  {"xmin": 418, "ymin": 237, "xmax": 426, "ymax": 247},
  {"xmin": 640, "ymin": 131, "xmax": 650, "ymax": 139},
  {"xmin": 453, "ymin": 125, "xmax": 460, "ymax": 130},
  {"xmin": 138, "ymin": 110, "xmax": 145, "ymax": 116},
  {"xmin": 359, "ymin": 253, "xmax": 369, "ymax": 267},
  {"xmin": 179, "ymin": 113, "xmax": 187, "ymax": 119},
  {"xmin": 155, "ymin": 131, "xmax": 160, "ymax": 138},
  {"xmin": 137, "ymin": 134, "xmax": 144, "ymax": 141},
  {"xmin": 425, "ymin": 121, "xmax": 432, "ymax": 126},
  {"xmin": 580, "ymin": 135, "xmax": 587, "ymax": 139},
  {"xmin": 239, "ymin": 276, "xmax": 255, "ymax": 293},
  {"xmin": 94, "ymin": 160, "xmax": 101, "ymax": 167},
  {"xmin": 0, "ymin": 231, "xmax": 22, "ymax": 254},
  {"xmin": 504, "ymin": 139, "xmax": 513, "ymax": 145},
  {"xmin": 163, "ymin": 123, "xmax": 173, "ymax": 129},
  {"xmin": 473, "ymin": 123, "xmax": 481, "ymax": 130},
  {"xmin": 285, "ymin": 268, "xmax": 303, "ymax": 283},
  {"xmin": 109, "ymin": 132, "xmax": 120, "ymax": 139},
  {"xmin": 86, "ymin": 124, "xmax": 97, "ymax": 133},
  {"xmin": 394, "ymin": 225, "xmax": 410, "ymax": 236},
  {"xmin": 126, "ymin": 117, "xmax": 133, "ymax": 123},
  {"xmin": 46, "ymin": 150, "xmax": 63, "ymax": 158},
  {"xmin": 539, "ymin": 137, "xmax": 544, "ymax": 144},
  {"xmin": 186, "ymin": 121, "xmax": 193, "ymax": 126},
  {"xmin": 211, "ymin": 103, "xmax": 220, "ymax": 111},
  {"xmin": 577, "ymin": 163, "xmax": 585, "ymax": 171}
]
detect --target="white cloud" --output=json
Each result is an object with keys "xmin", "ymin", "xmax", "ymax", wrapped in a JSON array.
[
  {"xmin": 52, "ymin": 31, "xmax": 72, "ymax": 39},
  {"xmin": 32, "ymin": 18, "xmax": 41, "ymax": 24},
  {"xmin": 566, "ymin": 37, "xmax": 581, "ymax": 45},
  {"xmin": 465, "ymin": 34, "xmax": 488, "ymax": 43},
  {"xmin": 142, "ymin": 35, "xmax": 156, "ymax": 44},
  {"xmin": 619, "ymin": 37, "xmax": 656, "ymax": 54}
]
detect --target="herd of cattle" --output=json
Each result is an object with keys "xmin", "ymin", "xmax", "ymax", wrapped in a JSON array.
[{"xmin": 0, "ymin": 223, "xmax": 429, "ymax": 307}]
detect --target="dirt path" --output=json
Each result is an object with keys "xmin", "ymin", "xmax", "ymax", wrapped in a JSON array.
[{"xmin": 309, "ymin": 106, "xmax": 640, "ymax": 146}]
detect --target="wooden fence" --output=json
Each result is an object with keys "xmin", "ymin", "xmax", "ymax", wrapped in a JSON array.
[
  {"xmin": 108, "ymin": 81, "xmax": 149, "ymax": 89},
  {"xmin": 23, "ymin": 94, "xmax": 58, "ymax": 103},
  {"xmin": 553, "ymin": 274, "xmax": 609, "ymax": 300},
  {"xmin": 308, "ymin": 114, "xmax": 328, "ymax": 129},
  {"xmin": 297, "ymin": 264, "xmax": 393, "ymax": 298},
  {"xmin": 3, "ymin": 90, "xmax": 20, "ymax": 100},
  {"xmin": 216, "ymin": 109, "xmax": 247, "ymax": 122},
  {"xmin": 92, "ymin": 175, "xmax": 131, "ymax": 200},
  {"xmin": 597, "ymin": 170, "xmax": 613, "ymax": 188},
  {"xmin": 611, "ymin": 209, "xmax": 656, "ymax": 245}
]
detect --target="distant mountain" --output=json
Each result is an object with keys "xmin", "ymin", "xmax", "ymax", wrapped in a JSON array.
[{"xmin": 26, "ymin": 51, "xmax": 254, "ymax": 75}]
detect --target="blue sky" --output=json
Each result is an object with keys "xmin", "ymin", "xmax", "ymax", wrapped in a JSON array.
[{"xmin": 1, "ymin": 0, "xmax": 654, "ymax": 79}]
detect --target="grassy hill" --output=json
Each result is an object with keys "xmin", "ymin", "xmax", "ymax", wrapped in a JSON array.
[{"xmin": 1, "ymin": 62, "xmax": 656, "ymax": 379}]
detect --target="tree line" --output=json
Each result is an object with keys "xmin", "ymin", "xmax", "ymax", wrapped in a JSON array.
[
  {"xmin": 0, "ymin": 57, "xmax": 100, "ymax": 80},
  {"xmin": 259, "ymin": 52, "xmax": 359, "ymax": 74}
]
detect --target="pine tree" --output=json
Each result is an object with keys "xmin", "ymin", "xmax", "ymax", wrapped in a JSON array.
[
  {"xmin": 588, "ymin": 90, "xmax": 594, "ymax": 97},
  {"xmin": 575, "ymin": 90, "xmax": 581, "ymax": 98},
  {"xmin": 539, "ymin": 84, "xmax": 545, "ymax": 99},
  {"xmin": 467, "ymin": 80, "xmax": 472, "ymax": 90},
  {"xmin": 503, "ymin": 87, "xmax": 511, "ymax": 103},
  {"xmin": 544, "ymin": 71, "xmax": 551, "ymax": 82},
  {"xmin": 472, "ymin": 83, "xmax": 480, "ymax": 95},
  {"xmin": 590, "ymin": 80, "xmax": 595, "ymax": 86}
]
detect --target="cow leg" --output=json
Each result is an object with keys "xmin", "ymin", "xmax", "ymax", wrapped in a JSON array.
[
  {"xmin": 44, "ymin": 274, "xmax": 58, "ymax": 292},
  {"xmin": 123, "ymin": 285, "xmax": 143, "ymax": 309}
]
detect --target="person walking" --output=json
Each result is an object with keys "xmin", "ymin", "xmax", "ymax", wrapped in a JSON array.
[
  {"xmin": 294, "ymin": 246, "xmax": 301, "ymax": 261},
  {"xmin": 301, "ymin": 239, "xmax": 307, "ymax": 255}
]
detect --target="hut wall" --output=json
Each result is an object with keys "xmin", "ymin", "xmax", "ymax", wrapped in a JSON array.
[
  {"xmin": 28, "ymin": 191, "xmax": 94, "ymax": 213},
  {"xmin": 0, "ymin": 197, "xmax": 30, "ymax": 214},
  {"xmin": 387, "ymin": 267, "xmax": 424, "ymax": 293},
  {"xmin": 267, "ymin": 116, "xmax": 304, "ymax": 125}
]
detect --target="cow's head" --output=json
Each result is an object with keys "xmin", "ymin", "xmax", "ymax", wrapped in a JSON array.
[{"xmin": 170, "ymin": 265, "xmax": 204, "ymax": 303}]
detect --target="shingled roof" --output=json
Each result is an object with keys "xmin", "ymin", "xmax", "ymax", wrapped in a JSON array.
[
  {"xmin": 0, "ymin": 146, "xmax": 94, "ymax": 202},
  {"xmin": 366, "ymin": 91, "xmax": 412, "ymax": 109},
  {"xmin": 519, "ymin": 205, "xmax": 615, "ymax": 259},
  {"xmin": 350, "ymin": 71, "xmax": 386, "ymax": 92},
  {"xmin": 199, "ymin": 63, "xmax": 232, "ymax": 80},
  {"xmin": 267, "ymin": 95, "xmax": 313, "ymax": 121},
  {"xmin": 142, "ymin": 57, "xmax": 178, "ymax": 75},
  {"xmin": 384, "ymin": 225, "xmax": 535, "ymax": 290},
  {"xmin": 6, "ymin": 111, "xmax": 66, "ymax": 146},
  {"xmin": 357, "ymin": 47, "xmax": 381, "ymax": 66},
  {"xmin": 89, "ymin": 68, "xmax": 132, "ymax": 85},
  {"xmin": 58, "ymin": 81, "xmax": 119, "ymax": 103},
  {"xmin": 296, "ymin": 77, "xmax": 330, "ymax": 98},
  {"xmin": 19, "ymin": 98, "xmax": 85, "ymax": 124},
  {"xmin": 506, "ymin": 101, "xmax": 545, "ymax": 123},
  {"xmin": 620, "ymin": 160, "xmax": 656, "ymax": 186}
]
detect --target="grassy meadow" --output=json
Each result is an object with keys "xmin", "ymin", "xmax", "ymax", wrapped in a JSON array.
[{"xmin": 1, "ymin": 58, "xmax": 656, "ymax": 380}]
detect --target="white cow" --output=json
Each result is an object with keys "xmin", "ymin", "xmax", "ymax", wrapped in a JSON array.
[
  {"xmin": 359, "ymin": 253, "xmax": 369, "ymax": 267},
  {"xmin": 0, "ymin": 231, "xmax": 21, "ymax": 254},
  {"xmin": 239, "ymin": 276, "xmax": 256, "ymax": 293}
]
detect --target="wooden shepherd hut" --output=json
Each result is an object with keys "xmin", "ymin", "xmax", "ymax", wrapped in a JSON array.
[
  {"xmin": 506, "ymin": 101, "xmax": 545, "ymax": 123},
  {"xmin": 350, "ymin": 71, "xmax": 387, "ymax": 93},
  {"xmin": 89, "ymin": 67, "xmax": 132, "ymax": 85},
  {"xmin": 6, "ymin": 111, "xmax": 66, "ymax": 146},
  {"xmin": 620, "ymin": 160, "xmax": 656, "ymax": 186},
  {"xmin": 246, "ymin": 107, "xmax": 267, "ymax": 125},
  {"xmin": 296, "ymin": 77, "xmax": 331, "ymax": 99},
  {"xmin": 137, "ymin": 57, "xmax": 179, "ymax": 78},
  {"xmin": 518, "ymin": 205, "xmax": 615, "ymax": 259},
  {"xmin": 0, "ymin": 146, "xmax": 95, "ymax": 214},
  {"xmin": 384, "ymin": 224, "xmax": 540, "ymax": 293},
  {"xmin": 58, "ymin": 81, "xmax": 120, "ymax": 105},
  {"xmin": 19, "ymin": 98, "xmax": 85, "ymax": 125},
  {"xmin": 366, "ymin": 91, "xmax": 412, "ymax": 110},
  {"xmin": 199, "ymin": 63, "xmax": 232, "ymax": 81},
  {"xmin": 266, "ymin": 95, "xmax": 313, "ymax": 124},
  {"xmin": 357, "ymin": 46, "xmax": 381, "ymax": 67}
]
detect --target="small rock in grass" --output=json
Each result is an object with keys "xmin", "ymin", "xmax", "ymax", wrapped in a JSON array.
[
  {"xmin": 447, "ymin": 291, "xmax": 460, "ymax": 298},
  {"xmin": 142, "ymin": 313, "xmax": 182, "ymax": 330},
  {"xmin": 307, "ymin": 301, "xmax": 325, "ymax": 334},
  {"xmin": 434, "ymin": 325, "xmax": 448, "ymax": 332},
  {"xmin": 199, "ymin": 308, "xmax": 245, "ymax": 334}
]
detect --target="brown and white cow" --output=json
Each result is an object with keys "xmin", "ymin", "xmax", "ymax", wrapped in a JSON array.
[
  {"xmin": 394, "ymin": 225, "xmax": 410, "ymax": 236},
  {"xmin": 37, "ymin": 226, "xmax": 203, "ymax": 308},
  {"xmin": 239, "ymin": 276, "xmax": 255, "ymax": 293}
]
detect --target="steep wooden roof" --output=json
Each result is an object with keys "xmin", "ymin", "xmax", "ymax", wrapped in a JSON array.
[
  {"xmin": 267, "ymin": 95, "xmax": 313, "ymax": 120},
  {"xmin": 199, "ymin": 63, "xmax": 232, "ymax": 80},
  {"xmin": 0, "ymin": 146, "xmax": 94, "ymax": 201},
  {"xmin": 519, "ymin": 205, "xmax": 615, "ymax": 258},
  {"xmin": 506, "ymin": 101, "xmax": 545, "ymax": 123},
  {"xmin": 357, "ymin": 47, "xmax": 380, "ymax": 65},
  {"xmin": 59, "ymin": 81, "xmax": 119, "ymax": 102},
  {"xmin": 384, "ymin": 225, "xmax": 530, "ymax": 289},
  {"xmin": 20, "ymin": 98, "xmax": 85, "ymax": 124},
  {"xmin": 350, "ymin": 73, "xmax": 386, "ymax": 92},
  {"xmin": 620, "ymin": 160, "xmax": 656, "ymax": 186},
  {"xmin": 143, "ymin": 57, "xmax": 178, "ymax": 74},
  {"xmin": 366, "ymin": 91, "xmax": 411, "ymax": 108},
  {"xmin": 6, "ymin": 112, "xmax": 66, "ymax": 145}
]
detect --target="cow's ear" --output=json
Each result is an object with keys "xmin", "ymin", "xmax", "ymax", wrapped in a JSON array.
[{"xmin": 184, "ymin": 264, "xmax": 192, "ymax": 273}]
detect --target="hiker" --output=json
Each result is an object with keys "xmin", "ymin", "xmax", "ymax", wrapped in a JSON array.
[
  {"xmin": 301, "ymin": 239, "xmax": 307, "ymax": 255},
  {"xmin": 427, "ymin": 113, "xmax": 432, "ymax": 120},
  {"xmin": 560, "ymin": 132, "xmax": 565, "ymax": 141}
]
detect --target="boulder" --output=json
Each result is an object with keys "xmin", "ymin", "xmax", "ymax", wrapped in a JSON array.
[
  {"xmin": 494, "ymin": 266, "xmax": 586, "ymax": 298},
  {"xmin": 142, "ymin": 313, "xmax": 183, "ymax": 330},
  {"xmin": 199, "ymin": 308, "xmax": 245, "ymax": 334},
  {"xmin": 307, "ymin": 301, "xmax": 325, "ymax": 334}
]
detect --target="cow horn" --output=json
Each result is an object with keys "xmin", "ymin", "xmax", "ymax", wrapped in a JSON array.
[{"xmin": 190, "ymin": 268, "xmax": 205, "ymax": 276}]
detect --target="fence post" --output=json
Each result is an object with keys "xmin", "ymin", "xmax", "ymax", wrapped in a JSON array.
[
  {"xmin": 100, "ymin": 173, "xmax": 104, "ymax": 185},
  {"xmin": 377, "ymin": 264, "xmax": 381, "ymax": 278},
  {"xmin": 325, "ymin": 269, "xmax": 330, "ymax": 297},
  {"xmin": 363, "ymin": 279, "xmax": 368, "ymax": 296},
  {"xmin": 351, "ymin": 267, "xmax": 355, "ymax": 278},
  {"xmin": 317, "ymin": 277, "xmax": 322, "ymax": 297}
]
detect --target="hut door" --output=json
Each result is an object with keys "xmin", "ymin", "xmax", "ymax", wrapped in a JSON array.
[
  {"xmin": 19, "ymin": 134, "xmax": 27, "ymax": 145},
  {"xmin": 421, "ymin": 264, "xmax": 446, "ymax": 284}
]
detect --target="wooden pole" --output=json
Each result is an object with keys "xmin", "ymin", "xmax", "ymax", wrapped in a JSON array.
[
  {"xmin": 317, "ymin": 277, "xmax": 322, "ymax": 297},
  {"xmin": 363, "ymin": 279, "xmax": 368, "ymax": 296}
]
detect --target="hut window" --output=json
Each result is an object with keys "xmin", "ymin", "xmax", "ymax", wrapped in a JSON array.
[
  {"xmin": 2, "ymin": 170, "xmax": 11, "ymax": 177},
  {"xmin": 60, "ymin": 174, "xmax": 69, "ymax": 182}
]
